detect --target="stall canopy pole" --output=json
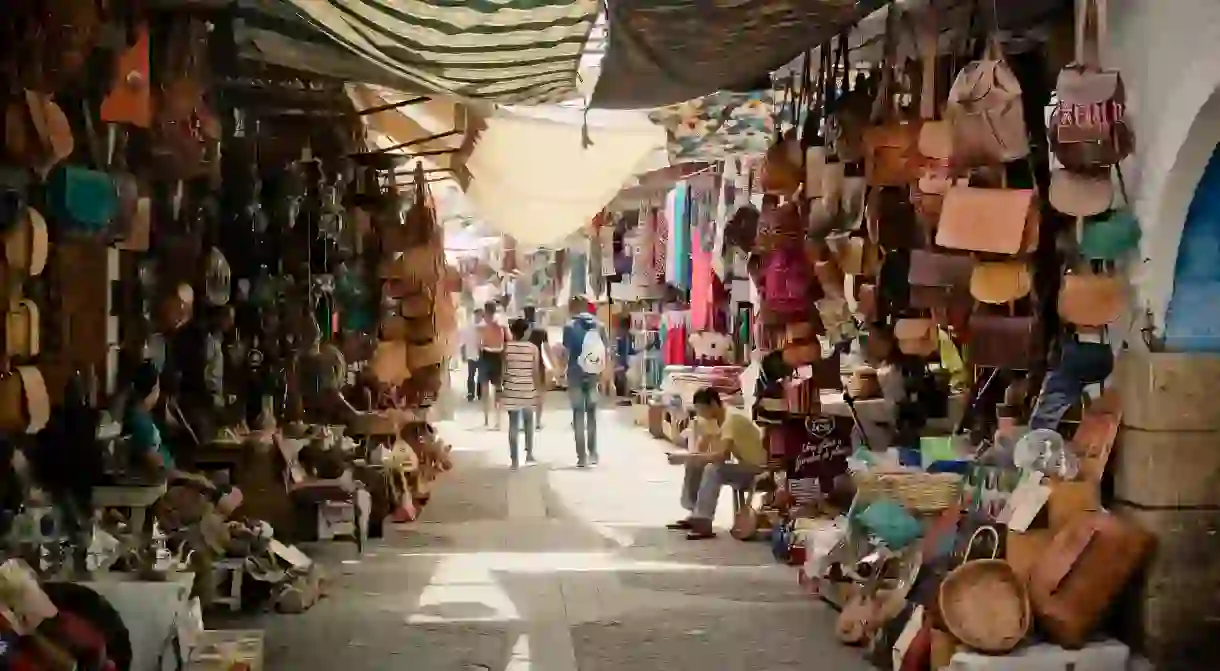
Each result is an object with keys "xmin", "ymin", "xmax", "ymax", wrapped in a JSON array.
[{"xmin": 356, "ymin": 96, "xmax": 430, "ymax": 116}]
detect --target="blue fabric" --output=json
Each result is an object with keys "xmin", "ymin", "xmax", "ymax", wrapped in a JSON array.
[{"xmin": 125, "ymin": 406, "xmax": 174, "ymax": 470}]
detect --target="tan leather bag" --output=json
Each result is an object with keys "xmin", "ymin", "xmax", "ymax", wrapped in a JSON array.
[
  {"xmin": 370, "ymin": 340, "xmax": 410, "ymax": 385},
  {"xmin": 936, "ymin": 186, "xmax": 1039, "ymax": 255},
  {"xmin": 815, "ymin": 258, "xmax": 846, "ymax": 298},
  {"xmin": 864, "ymin": 8, "xmax": 923, "ymax": 188},
  {"xmin": 1028, "ymin": 512, "xmax": 1154, "ymax": 648},
  {"xmin": 0, "ymin": 366, "xmax": 50, "ymax": 434},
  {"xmin": 6, "ymin": 299, "xmax": 40, "ymax": 358},
  {"xmin": 380, "ymin": 314, "xmax": 408, "ymax": 341},
  {"xmin": 406, "ymin": 340, "xmax": 446, "ymax": 371},
  {"xmin": 945, "ymin": 38, "xmax": 1030, "ymax": 166},
  {"xmin": 895, "ymin": 318, "xmax": 939, "ymax": 357},
  {"xmin": 1050, "ymin": 0, "xmax": 1132, "ymax": 171},
  {"xmin": 1057, "ymin": 271, "xmax": 1124, "ymax": 327},
  {"xmin": 970, "ymin": 261, "xmax": 1032, "ymax": 305},
  {"xmin": 916, "ymin": 7, "xmax": 952, "ymax": 160},
  {"xmin": 400, "ymin": 291, "xmax": 436, "ymax": 318},
  {"xmin": 762, "ymin": 130, "xmax": 803, "ymax": 196},
  {"xmin": 1049, "ymin": 169, "xmax": 1113, "ymax": 217},
  {"xmin": 4, "ymin": 206, "xmax": 49, "ymax": 276}
]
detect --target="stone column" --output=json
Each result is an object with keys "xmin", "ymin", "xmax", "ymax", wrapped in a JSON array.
[{"xmin": 1113, "ymin": 352, "xmax": 1220, "ymax": 669}]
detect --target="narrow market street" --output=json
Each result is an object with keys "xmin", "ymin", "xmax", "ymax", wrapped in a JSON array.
[{"xmin": 258, "ymin": 394, "xmax": 870, "ymax": 671}]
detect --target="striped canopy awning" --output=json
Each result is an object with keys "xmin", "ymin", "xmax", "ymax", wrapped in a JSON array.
[{"xmin": 270, "ymin": 0, "xmax": 600, "ymax": 104}]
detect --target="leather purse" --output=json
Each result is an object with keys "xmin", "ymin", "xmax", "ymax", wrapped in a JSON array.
[
  {"xmin": 380, "ymin": 314, "xmax": 408, "ymax": 341},
  {"xmin": 969, "ymin": 261, "xmax": 1032, "ymax": 305},
  {"xmin": 968, "ymin": 314, "xmax": 1038, "ymax": 369},
  {"xmin": 370, "ymin": 340, "xmax": 410, "ymax": 385},
  {"xmin": 400, "ymin": 291, "xmax": 435, "ymax": 318},
  {"xmin": 945, "ymin": 38, "xmax": 1030, "ymax": 166},
  {"xmin": 1057, "ymin": 271, "xmax": 1124, "ymax": 327},
  {"xmin": 815, "ymin": 258, "xmax": 846, "ymax": 298},
  {"xmin": 3, "ymin": 206, "xmax": 49, "ymax": 277},
  {"xmin": 5, "ymin": 91, "xmax": 74, "ymax": 176},
  {"xmin": 101, "ymin": 23, "xmax": 153, "ymax": 128},
  {"xmin": 47, "ymin": 166, "xmax": 119, "ymax": 237},
  {"xmin": 406, "ymin": 340, "xmax": 446, "ymax": 371},
  {"xmin": 895, "ymin": 318, "xmax": 939, "ymax": 357},
  {"xmin": 1050, "ymin": 0, "xmax": 1132, "ymax": 171},
  {"xmin": 6, "ymin": 299, "xmax": 40, "ymax": 359},
  {"xmin": 404, "ymin": 315, "xmax": 439, "ymax": 343},
  {"xmin": 867, "ymin": 188, "xmax": 921, "ymax": 250},
  {"xmin": 909, "ymin": 250, "xmax": 973, "ymax": 288},
  {"xmin": 917, "ymin": 8, "xmax": 952, "ymax": 161},
  {"xmin": 762, "ymin": 130, "xmax": 803, "ymax": 196},
  {"xmin": 782, "ymin": 342, "xmax": 822, "ymax": 368},
  {"xmin": 1049, "ymin": 169, "xmax": 1113, "ymax": 217},
  {"xmin": 936, "ymin": 185, "xmax": 1039, "ymax": 255},
  {"xmin": 1028, "ymin": 512, "xmax": 1154, "ymax": 648},
  {"xmin": 0, "ymin": 366, "xmax": 50, "ymax": 434},
  {"xmin": 864, "ymin": 10, "xmax": 923, "ymax": 188}
]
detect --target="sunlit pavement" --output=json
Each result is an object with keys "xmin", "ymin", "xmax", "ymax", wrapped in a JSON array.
[{"xmin": 256, "ymin": 392, "xmax": 869, "ymax": 670}]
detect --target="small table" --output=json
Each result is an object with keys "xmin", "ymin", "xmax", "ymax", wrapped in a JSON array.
[{"xmin": 93, "ymin": 483, "xmax": 168, "ymax": 571}]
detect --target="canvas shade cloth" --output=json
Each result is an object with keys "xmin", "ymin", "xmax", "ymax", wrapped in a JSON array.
[
  {"xmin": 462, "ymin": 106, "xmax": 666, "ymax": 246},
  {"xmin": 648, "ymin": 89, "xmax": 780, "ymax": 163},
  {"xmin": 273, "ymin": 0, "xmax": 599, "ymax": 104},
  {"xmin": 346, "ymin": 85, "xmax": 469, "ymax": 179},
  {"xmin": 592, "ymin": 0, "xmax": 888, "ymax": 109}
]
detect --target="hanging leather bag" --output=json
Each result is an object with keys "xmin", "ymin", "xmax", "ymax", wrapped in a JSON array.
[
  {"xmin": 5, "ymin": 90, "xmax": 74, "ymax": 177},
  {"xmin": 3, "ymin": 206, "xmax": 49, "ymax": 277},
  {"xmin": 917, "ymin": 7, "xmax": 952, "ymax": 161},
  {"xmin": 6, "ymin": 299, "xmax": 40, "ymax": 359},
  {"xmin": 1050, "ymin": 0, "xmax": 1132, "ymax": 171},
  {"xmin": 936, "ymin": 183, "xmax": 1039, "ymax": 255},
  {"xmin": 895, "ymin": 318, "xmax": 939, "ymax": 357},
  {"xmin": 100, "ymin": 22, "xmax": 153, "ymax": 128},
  {"xmin": 1079, "ymin": 168, "xmax": 1141, "ymax": 261},
  {"xmin": 969, "ymin": 261, "xmax": 1032, "ymax": 305},
  {"xmin": 0, "ymin": 366, "xmax": 50, "ymax": 434},
  {"xmin": 945, "ymin": 37, "xmax": 1030, "ymax": 166},
  {"xmin": 1057, "ymin": 269, "xmax": 1124, "ymax": 327},
  {"xmin": 1028, "ymin": 512, "xmax": 1154, "ymax": 648},
  {"xmin": 1049, "ymin": 168, "xmax": 1113, "ymax": 217},
  {"xmin": 967, "ymin": 313, "xmax": 1038, "ymax": 369},
  {"xmin": 865, "ymin": 9, "xmax": 924, "ymax": 188}
]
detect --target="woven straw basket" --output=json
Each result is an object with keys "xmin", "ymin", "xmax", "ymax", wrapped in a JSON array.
[
  {"xmin": 852, "ymin": 470, "xmax": 962, "ymax": 513},
  {"xmin": 938, "ymin": 527, "xmax": 1031, "ymax": 653}
]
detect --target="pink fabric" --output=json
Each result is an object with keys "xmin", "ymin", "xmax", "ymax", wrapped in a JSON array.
[
  {"xmin": 664, "ymin": 324, "xmax": 687, "ymax": 366},
  {"xmin": 690, "ymin": 229, "xmax": 712, "ymax": 330}
]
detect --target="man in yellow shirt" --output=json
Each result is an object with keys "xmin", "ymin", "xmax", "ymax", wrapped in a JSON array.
[{"xmin": 667, "ymin": 388, "xmax": 766, "ymax": 540}]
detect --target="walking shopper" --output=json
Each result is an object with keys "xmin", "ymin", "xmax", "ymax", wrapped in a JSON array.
[
  {"xmin": 461, "ymin": 308, "xmax": 483, "ymax": 402},
  {"xmin": 667, "ymin": 388, "xmax": 765, "ymax": 540},
  {"xmin": 524, "ymin": 307, "xmax": 551, "ymax": 429},
  {"xmin": 561, "ymin": 295, "xmax": 607, "ymax": 467},
  {"xmin": 501, "ymin": 319, "xmax": 541, "ymax": 469},
  {"xmin": 478, "ymin": 302, "xmax": 507, "ymax": 430}
]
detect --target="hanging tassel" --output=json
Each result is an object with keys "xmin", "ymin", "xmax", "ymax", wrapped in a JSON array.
[{"xmin": 581, "ymin": 105, "xmax": 593, "ymax": 148}]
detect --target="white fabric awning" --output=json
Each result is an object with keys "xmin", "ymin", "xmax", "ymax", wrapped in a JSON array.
[{"xmin": 462, "ymin": 106, "xmax": 666, "ymax": 245}]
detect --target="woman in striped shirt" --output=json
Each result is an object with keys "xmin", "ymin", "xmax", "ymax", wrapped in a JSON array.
[{"xmin": 502, "ymin": 319, "xmax": 542, "ymax": 468}]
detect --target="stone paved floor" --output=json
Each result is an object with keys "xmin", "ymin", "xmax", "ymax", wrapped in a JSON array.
[{"xmin": 254, "ymin": 394, "xmax": 870, "ymax": 671}]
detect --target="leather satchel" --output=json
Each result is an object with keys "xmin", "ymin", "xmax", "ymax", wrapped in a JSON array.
[
  {"xmin": 968, "ymin": 314, "xmax": 1038, "ymax": 369},
  {"xmin": 945, "ymin": 38, "xmax": 1030, "ymax": 166},
  {"xmin": 936, "ymin": 186, "xmax": 1039, "ymax": 255},
  {"xmin": 400, "ymin": 291, "xmax": 436, "ymax": 319},
  {"xmin": 0, "ymin": 366, "xmax": 50, "ymax": 434},
  {"xmin": 909, "ymin": 250, "xmax": 973, "ymax": 288},
  {"xmin": 1050, "ymin": 0, "xmax": 1133, "ymax": 171},
  {"xmin": 47, "ymin": 166, "xmax": 119, "ymax": 237},
  {"xmin": 5, "ymin": 91, "xmax": 74, "ymax": 176},
  {"xmin": 864, "ymin": 10, "xmax": 923, "ymax": 188},
  {"xmin": 370, "ymin": 340, "xmax": 410, "ymax": 386},
  {"xmin": 5, "ymin": 299, "xmax": 40, "ymax": 358},
  {"xmin": 3, "ymin": 207, "xmax": 49, "ymax": 277},
  {"xmin": 969, "ymin": 261, "xmax": 1032, "ymax": 305},
  {"xmin": 1028, "ymin": 512, "xmax": 1154, "ymax": 648},
  {"xmin": 867, "ymin": 188, "xmax": 921, "ymax": 250},
  {"xmin": 100, "ymin": 23, "xmax": 153, "ymax": 128},
  {"xmin": 1049, "ymin": 169, "xmax": 1113, "ymax": 217},
  {"xmin": 762, "ymin": 130, "xmax": 803, "ymax": 196},
  {"xmin": 895, "ymin": 318, "xmax": 939, "ymax": 357},
  {"xmin": 1057, "ymin": 271, "xmax": 1124, "ymax": 327}
]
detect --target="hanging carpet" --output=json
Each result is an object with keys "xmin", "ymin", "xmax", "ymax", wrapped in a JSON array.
[
  {"xmin": 591, "ymin": 0, "xmax": 888, "ymax": 109},
  {"xmin": 266, "ymin": 0, "xmax": 600, "ymax": 104}
]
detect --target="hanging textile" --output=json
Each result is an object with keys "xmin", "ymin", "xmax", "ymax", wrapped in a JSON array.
[
  {"xmin": 690, "ymin": 228, "xmax": 713, "ymax": 330},
  {"xmin": 593, "ymin": 0, "xmax": 884, "ymax": 108},
  {"xmin": 277, "ymin": 0, "xmax": 599, "ymax": 103},
  {"xmin": 648, "ymin": 90, "xmax": 779, "ymax": 162}
]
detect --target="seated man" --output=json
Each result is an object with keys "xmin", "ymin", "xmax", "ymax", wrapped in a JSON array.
[{"xmin": 667, "ymin": 387, "xmax": 766, "ymax": 540}]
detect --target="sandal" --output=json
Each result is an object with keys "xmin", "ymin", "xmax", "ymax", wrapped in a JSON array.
[
  {"xmin": 666, "ymin": 520, "xmax": 693, "ymax": 530},
  {"xmin": 685, "ymin": 529, "xmax": 717, "ymax": 540}
]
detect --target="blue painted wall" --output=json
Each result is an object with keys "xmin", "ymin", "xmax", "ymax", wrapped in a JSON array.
[{"xmin": 1165, "ymin": 144, "xmax": 1220, "ymax": 351}]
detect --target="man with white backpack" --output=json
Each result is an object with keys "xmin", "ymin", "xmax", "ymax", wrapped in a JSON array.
[{"xmin": 562, "ymin": 295, "xmax": 608, "ymax": 467}]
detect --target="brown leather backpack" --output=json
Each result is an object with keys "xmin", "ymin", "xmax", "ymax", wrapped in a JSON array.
[
  {"xmin": 1050, "ymin": 0, "xmax": 1132, "ymax": 171},
  {"xmin": 945, "ymin": 38, "xmax": 1029, "ymax": 167}
]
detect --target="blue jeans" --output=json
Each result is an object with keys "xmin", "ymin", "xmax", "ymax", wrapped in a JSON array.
[
  {"xmin": 568, "ymin": 378, "xmax": 599, "ymax": 461},
  {"xmin": 682, "ymin": 461, "xmax": 763, "ymax": 520},
  {"xmin": 1029, "ymin": 341, "xmax": 1114, "ymax": 431},
  {"xmin": 508, "ymin": 409, "xmax": 534, "ymax": 464}
]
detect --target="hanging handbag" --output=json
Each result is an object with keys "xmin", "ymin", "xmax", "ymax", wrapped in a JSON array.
[
  {"xmin": 865, "ymin": 10, "xmax": 923, "ymax": 188},
  {"xmin": 945, "ymin": 37, "xmax": 1030, "ymax": 166},
  {"xmin": 936, "ymin": 184, "xmax": 1039, "ymax": 255},
  {"xmin": 895, "ymin": 318, "xmax": 939, "ymax": 357},
  {"xmin": 100, "ymin": 22, "xmax": 153, "ymax": 128},
  {"xmin": 1049, "ymin": 168, "xmax": 1113, "ymax": 217},
  {"xmin": 5, "ymin": 90, "xmax": 74, "ymax": 177},
  {"xmin": 1050, "ymin": 0, "xmax": 1133, "ymax": 171},
  {"xmin": 1028, "ymin": 512, "xmax": 1154, "ymax": 648},
  {"xmin": 762, "ymin": 244, "xmax": 813, "ymax": 317},
  {"xmin": 47, "ymin": 166, "xmax": 118, "ymax": 236},
  {"xmin": 0, "ymin": 366, "xmax": 50, "ymax": 434},
  {"xmin": 967, "ymin": 314, "xmax": 1039, "ymax": 369},
  {"xmin": 917, "ymin": 7, "xmax": 952, "ymax": 161},
  {"xmin": 867, "ymin": 188, "xmax": 921, "ymax": 250},
  {"xmin": 370, "ymin": 341, "xmax": 410, "ymax": 385},
  {"xmin": 1080, "ymin": 168, "xmax": 1141, "ymax": 261},
  {"xmin": 969, "ymin": 261, "xmax": 1032, "ymax": 305},
  {"xmin": 909, "ymin": 250, "xmax": 973, "ymax": 289},
  {"xmin": 804, "ymin": 46, "xmax": 831, "ymax": 200},
  {"xmin": 1057, "ymin": 269, "xmax": 1124, "ymax": 327},
  {"xmin": 400, "ymin": 291, "xmax": 436, "ymax": 319},
  {"xmin": 3, "ymin": 206, "xmax": 49, "ymax": 276},
  {"xmin": 5, "ymin": 299, "xmax": 40, "ymax": 359}
]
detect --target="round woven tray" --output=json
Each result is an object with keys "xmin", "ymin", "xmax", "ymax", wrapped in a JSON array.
[{"xmin": 939, "ymin": 558, "xmax": 1031, "ymax": 653}]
